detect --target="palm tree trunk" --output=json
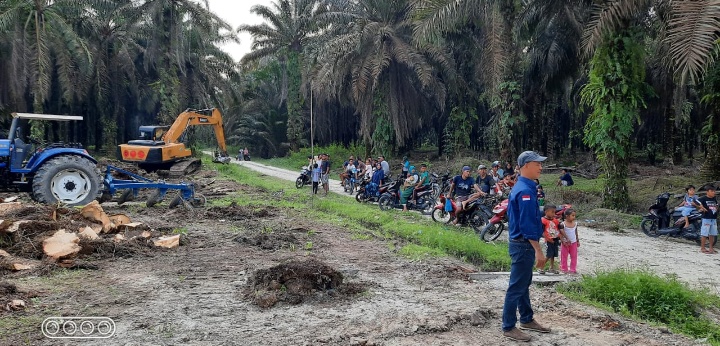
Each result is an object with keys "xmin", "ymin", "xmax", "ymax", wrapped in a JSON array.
[{"xmin": 699, "ymin": 114, "xmax": 720, "ymax": 180}]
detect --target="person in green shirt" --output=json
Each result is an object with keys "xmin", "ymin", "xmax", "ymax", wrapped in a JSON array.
[{"xmin": 412, "ymin": 164, "xmax": 431, "ymax": 201}]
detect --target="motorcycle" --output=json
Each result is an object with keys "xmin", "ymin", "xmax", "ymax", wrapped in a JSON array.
[
  {"xmin": 378, "ymin": 180, "xmax": 434, "ymax": 213},
  {"xmin": 641, "ymin": 192, "xmax": 704, "ymax": 243},
  {"xmin": 295, "ymin": 166, "xmax": 311, "ymax": 188},
  {"xmin": 433, "ymin": 172, "xmax": 452, "ymax": 201},
  {"xmin": 479, "ymin": 200, "xmax": 571, "ymax": 242},
  {"xmin": 430, "ymin": 194, "xmax": 495, "ymax": 233},
  {"xmin": 356, "ymin": 175, "xmax": 398, "ymax": 203}
]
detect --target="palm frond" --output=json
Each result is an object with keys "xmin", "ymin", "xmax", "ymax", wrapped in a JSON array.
[
  {"xmin": 581, "ymin": 0, "xmax": 651, "ymax": 57},
  {"xmin": 666, "ymin": 0, "xmax": 720, "ymax": 84}
]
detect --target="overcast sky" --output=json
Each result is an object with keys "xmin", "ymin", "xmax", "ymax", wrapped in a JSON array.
[{"xmin": 207, "ymin": 0, "xmax": 266, "ymax": 62}]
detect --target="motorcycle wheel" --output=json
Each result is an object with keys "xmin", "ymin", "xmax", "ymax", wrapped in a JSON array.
[
  {"xmin": 355, "ymin": 192, "xmax": 365, "ymax": 203},
  {"xmin": 344, "ymin": 180, "xmax": 352, "ymax": 193},
  {"xmin": 480, "ymin": 223, "xmax": 505, "ymax": 242},
  {"xmin": 469, "ymin": 210, "xmax": 489, "ymax": 234},
  {"xmin": 378, "ymin": 195, "xmax": 394, "ymax": 211},
  {"xmin": 418, "ymin": 196, "xmax": 434, "ymax": 215},
  {"xmin": 431, "ymin": 208, "xmax": 452, "ymax": 223},
  {"xmin": 640, "ymin": 218, "xmax": 659, "ymax": 237},
  {"xmin": 295, "ymin": 177, "xmax": 304, "ymax": 189}
]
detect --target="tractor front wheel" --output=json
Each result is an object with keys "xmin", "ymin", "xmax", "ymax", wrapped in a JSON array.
[{"xmin": 32, "ymin": 156, "xmax": 102, "ymax": 206}]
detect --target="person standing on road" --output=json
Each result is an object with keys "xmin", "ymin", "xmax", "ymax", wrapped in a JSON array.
[
  {"xmin": 502, "ymin": 151, "xmax": 551, "ymax": 342},
  {"xmin": 311, "ymin": 163, "xmax": 321, "ymax": 195},
  {"xmin": 321, "ymin": 154, "xmax": 331, "ymax": 196},
  {"xmin": 699, "ymin": 185, "xmax": 718, "ymax": 254},
  {"xmin": 378, "ymin": 156, "xmax": 390, "ymax": 178}
]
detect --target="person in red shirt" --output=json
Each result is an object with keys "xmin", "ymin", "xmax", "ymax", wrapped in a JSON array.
[{"xmin": 539, "ymin": 205, "xmax": 567, "ymax": 274}]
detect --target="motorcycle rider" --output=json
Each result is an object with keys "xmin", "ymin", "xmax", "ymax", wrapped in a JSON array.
[
  {"xmin": 401, "ymin": 166, "xmax": 419, "ymax": 211},
  {"xmin": 490, "ymin": 161, "xmax": 502, "ymax": 183},
  {"xmin": 476, "ymin": 164, "xmax": 495, "ymax": 195},
  {"xmin": 449, "ymin": 166, "xmax": 481, "ymax": 224},
  {"xmin": 412, "ymin": 164, "xmax": 432, "ymax": 201},
  {"xmin": 677, "ymin": 185, "xmax": 704, "ymax": 230}
]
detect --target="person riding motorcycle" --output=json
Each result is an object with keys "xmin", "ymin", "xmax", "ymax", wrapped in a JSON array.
[
  {"xmin": 365, "ymin": 161, "xmax": 385, "ymax": 197},
  {"xmin": 412, "ymin": 164, "xmax": 432, "ymax": 201},
  {"xmin": 400, "ymin": 166, "xmax": 419, "ymax": 211},
  {"xmin": 449, "ymin": 166, "xmax": 482, "ymax": 224}
]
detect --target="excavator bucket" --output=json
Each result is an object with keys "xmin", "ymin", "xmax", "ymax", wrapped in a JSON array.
[{"xmin": 212, "ymin": 153, "xmax": 231, "ymax": 164}]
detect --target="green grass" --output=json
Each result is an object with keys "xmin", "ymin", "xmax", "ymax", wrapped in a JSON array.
[
  {"xmin": 204, "ymin": 156, "xmax": 510, "ymax": 270},
  {"xmin": 559, "ymin": 269, "xmax": 720, "ymax": 345},
  {"xmin": 399, "ymin": 244, "xmax": 447, "ymax": 260}
]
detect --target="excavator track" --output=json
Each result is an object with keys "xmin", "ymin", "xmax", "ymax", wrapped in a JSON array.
[{"xmin": 168, "ymin": 158, "xmax": 201, "ymax": 177}]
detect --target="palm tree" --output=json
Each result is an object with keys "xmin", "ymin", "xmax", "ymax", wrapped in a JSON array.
[
  {"xmin": 239, "ymin": 0, "xmax": 326, "ymax": 151},
  {"xmin": 75, "ymin": 0, "xmax": 144, "ymax": 151},
  {"xmin": 515, "ymin": 0, "xmax": 589, "ymax": 155},
  {"xmin": 0, "ymin": 0, "xmax": 94, "ymax": 113},
  {"xmin": 136, "ymin": 0, "xmax": 235, "ymax": 122},
  {"xmin": 312, "ymin": 0, "xmax": 449, "ymax": 151},
  {"xmin": 580, "ymin": 1, "xmax": 720, "ymax": 179}
]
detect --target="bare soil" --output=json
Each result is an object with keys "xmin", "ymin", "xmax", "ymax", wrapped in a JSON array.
[{"xmin": 0, "ymin": 162, "xmax": 710, "ymax": 345}]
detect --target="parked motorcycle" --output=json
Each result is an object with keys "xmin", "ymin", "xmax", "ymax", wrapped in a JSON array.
[
  {"xmin": 295, "ymin": 166, "xmax": 311, "ymax": 188},
  {"xmin": 430, "ymin": 194, "xmax": 495, "ymax": 233},
  {"xmin": 378, "ymin": 180, "xmax": 434, "ymax": 213},
  {"xmin": 479, "ymin": 200, "xmax": 571, "ymax": 242},
  {"xmin": 641, "ymin": 192, "xmax": 704, "ymax": 243},
  {"xmin": 356, "ymin": 176, "xmax": 397, "ymax": 203},
  {"xmin": 433, "ymin": 172, "xmax": 452, "ymax": 201}
]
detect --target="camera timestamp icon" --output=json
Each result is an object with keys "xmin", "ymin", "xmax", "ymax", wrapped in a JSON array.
[{"xmin": 42, "ymin": 317, "xmax": 116, "ymax": 339}]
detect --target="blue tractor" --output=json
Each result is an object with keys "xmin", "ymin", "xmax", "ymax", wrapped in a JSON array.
[{"xmin": 0, "ymin": 113, "xmax": 102, "ymax": 206}]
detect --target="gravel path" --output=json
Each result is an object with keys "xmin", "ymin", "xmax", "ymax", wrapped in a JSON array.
[{"xmin": 228, "ymin": 157, "xmax": 720, "ymax": 293}]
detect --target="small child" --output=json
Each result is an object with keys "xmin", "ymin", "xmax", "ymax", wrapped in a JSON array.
[
  {"xmin": 540, "ymin": 205, "xmax": 565, "ymax": 274},
  {"xmin": 535, "ymin": 179, "xmax": 545, "ymax": 207},
  {"xmin": 560, "ymin": 208, "xmax": 579, "ymax": 274},
  {"xmin": 677, "ymin": 185, "xmax": 703, "ymax": 229},
  {"xmin": 311, "ymin": 163, "xmax": 321, "ymax": 195}
]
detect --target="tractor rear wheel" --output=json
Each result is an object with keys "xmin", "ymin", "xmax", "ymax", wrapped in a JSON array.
[{"xmin": 32, "ymin": 156, "xmax": 102, "ymax": 206}]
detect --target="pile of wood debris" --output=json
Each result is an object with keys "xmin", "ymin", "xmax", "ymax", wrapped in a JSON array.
[{"xmin": 0, "ymin": 199, "xmax": 182, "ymax": 274}]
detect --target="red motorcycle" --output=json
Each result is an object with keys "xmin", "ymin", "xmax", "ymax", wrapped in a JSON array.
[{"xmin": 479, "ymin": 200, "xmax": 571, "ymax": 242}]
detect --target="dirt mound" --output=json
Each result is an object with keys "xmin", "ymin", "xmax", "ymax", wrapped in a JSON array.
[
  {"xmin": 247, "ymin": 259, "xmax": 363, "ymax": 308},
  {"xmin": 78, "ymin": 237, "xmax": 156, "ymax": 259},
  {"xmin": 205, "ymin": 204, "xmax": 278, "ymax": 220},
  {"xmin": 235, "ymin": 233, "xmax": 299, "ymax": 250}
]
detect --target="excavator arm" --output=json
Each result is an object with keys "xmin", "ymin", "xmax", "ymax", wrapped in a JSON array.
[{"xmin": 162, "ymin": 108, "xmax": 228, "ymax": 156}]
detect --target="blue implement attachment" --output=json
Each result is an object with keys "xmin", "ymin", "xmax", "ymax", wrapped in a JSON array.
[{"xmin": 103, "ymin": 165, "xmax": 205, "ymax": 208}]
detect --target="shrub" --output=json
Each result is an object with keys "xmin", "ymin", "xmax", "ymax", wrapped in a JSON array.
[{"xmin": 559, "ymin": 269, "xmax": 720, "ymax": 344}]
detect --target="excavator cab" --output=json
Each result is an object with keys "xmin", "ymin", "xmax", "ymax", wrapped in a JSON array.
[{"xmin": 127, "ymin": 126, "xmax": 169, "ymax": 146}]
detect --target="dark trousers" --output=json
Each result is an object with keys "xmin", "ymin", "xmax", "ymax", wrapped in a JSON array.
[
  {"xmin": 502, "ymin": 240, "xmax": 535, "ymax": 331},
  {"xmin": 312, "ymin": 181, "xmax": 319, "ymax": 194}
]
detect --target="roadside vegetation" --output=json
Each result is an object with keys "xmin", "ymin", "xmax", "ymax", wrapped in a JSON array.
[
  {"xmin": 206, "ymin": 158, "xmax": 510, "ymax": 271},
  {"xmin": 559, "ymin": 269, "xmax": 720, "ymax": 345},
  {"xmin": 218, "ymin": 156, "xmax": 720, "ymax": 343}
]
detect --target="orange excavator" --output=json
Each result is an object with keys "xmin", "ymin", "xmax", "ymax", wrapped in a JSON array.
[{"xmin": 118, "ymin": 108, "xmax": 230, "ymax": 176}]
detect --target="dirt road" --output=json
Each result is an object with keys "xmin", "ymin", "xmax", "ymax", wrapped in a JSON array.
[
  {"xmin": 234, "ymin": 159, "xmax": 720, "ymax": 294},
  {"xmin": 0, "ymin": 162, "xmax": 712, "ymax": 345}
]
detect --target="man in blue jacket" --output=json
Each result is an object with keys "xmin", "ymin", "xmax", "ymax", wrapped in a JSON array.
[{"xmin": 502, "ymin": 151, "xmax": 551, "ymax": 342}]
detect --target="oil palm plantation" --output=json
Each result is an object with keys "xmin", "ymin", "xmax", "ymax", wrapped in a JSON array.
[
  {"xmin": 239, "ymin": 0, "xmax": 326, "ymax": 151},
  {"xmin": 312, "ymin": 0, "xmax": 449, "ymax": 151},
  {"xmin": 0, "ymin": 0, "xmax": 94, "ymax": 113}
]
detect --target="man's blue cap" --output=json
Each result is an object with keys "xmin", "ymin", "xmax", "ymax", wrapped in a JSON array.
[
  {"xmin": 462, "ymin": 165, "xmax": 471, "ymax": 171},
  {"xmin": 517, "ymin": 151, "xmax": 547, "ymax": 167}
]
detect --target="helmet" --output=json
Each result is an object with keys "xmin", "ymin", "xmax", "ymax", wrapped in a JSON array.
[{"xmin": 492, "ymin": 161, "xmax": 500, "ymax": 168}]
